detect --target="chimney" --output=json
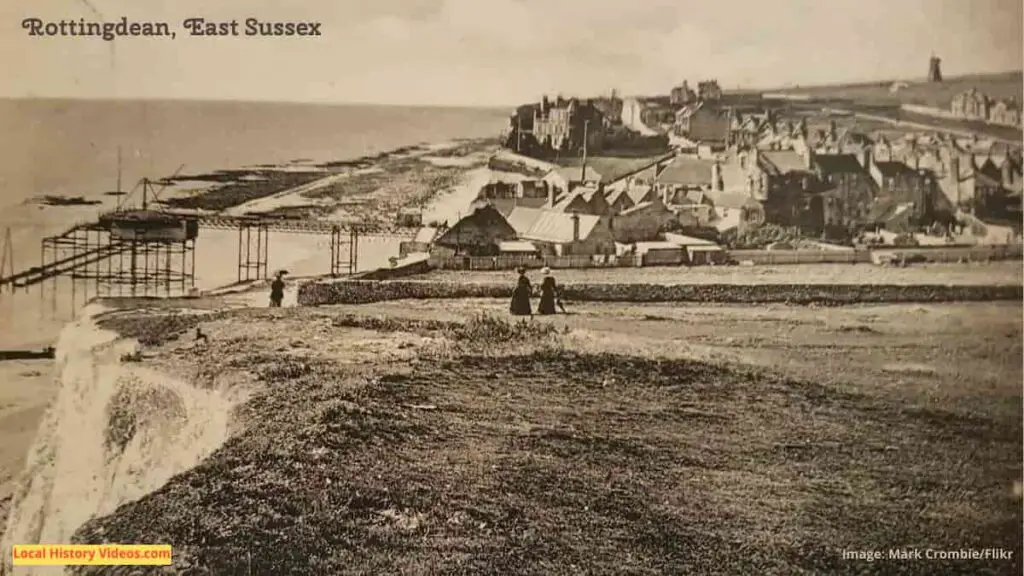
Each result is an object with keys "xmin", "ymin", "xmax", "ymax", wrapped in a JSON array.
[
  {"xmin": 804, "ymin": 148, "xmax": 814, "ymax": 170},
  {"xmin": 547, "ymin": 182, "xmax": 557, "ymax": 207},
  {"xmin": 712, "ymin": 161, "xmax": 723, "ymax": 192},
  {"xmin": 571, "ymin": 212, "xmax": 581, "ymax": 242}
]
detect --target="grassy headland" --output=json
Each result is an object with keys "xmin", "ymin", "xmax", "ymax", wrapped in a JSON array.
[{"xmin": 68, "ymin": 299, "xmax": 1022, "ymax": 575}]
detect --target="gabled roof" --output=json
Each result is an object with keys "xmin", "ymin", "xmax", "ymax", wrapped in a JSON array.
[
  {"xmin": 506, "ymin": 207, "xmax": 603, "ymax": 244},
  {"xmin": 606, "ymin": 188, "xmax": 635, "ymax": 208},
  {"xmin": 656, "ymin": 156, "xmax": 715, "ymax": 187},
  {"xmin": 551, "ymin": 192, "xmax": 591, "ymax": 212},
  {"xmin": 626, "ymin": 185, "xmax": 656, "ymax": 205}
]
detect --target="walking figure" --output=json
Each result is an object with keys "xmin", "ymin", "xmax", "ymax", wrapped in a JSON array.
[
  {"xmin": 537, "ymin": 267, "xmax": 565, "ymax": 315},
  {"xmin": 509, "ymin": 267, "xmax": 533, "ymax": 316},
  {"xmin": 270, "ymin": 271, "xmax": 286, "ymax": 307}
]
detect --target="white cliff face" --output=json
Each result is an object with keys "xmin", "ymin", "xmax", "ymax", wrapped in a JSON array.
[{"xmin": 1, "ymin": 304, "xmax": 237, "ymax": 575}]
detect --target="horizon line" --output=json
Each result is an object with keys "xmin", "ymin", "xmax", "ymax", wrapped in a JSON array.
[{"xmin": 3, "ymin": 68, "xmax": 1020, "ymax": 108}]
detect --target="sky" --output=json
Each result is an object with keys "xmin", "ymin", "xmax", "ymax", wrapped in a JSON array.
[{"xmin": 0, "ymin": 0, "xmax": 1021, "ymax": 107}]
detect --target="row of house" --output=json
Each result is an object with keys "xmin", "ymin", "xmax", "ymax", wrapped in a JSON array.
[
  {"xmin": 410, "ymin": 200, "xmax": 728, "ymax": 267},
  {"xmin": 951, "ymin": 88, "xmax": 1021, "ymax": 127}
]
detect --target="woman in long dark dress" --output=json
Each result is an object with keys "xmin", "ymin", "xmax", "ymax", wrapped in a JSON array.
[
  {"xmin": 538, "ymin": 267, "xmax": 558, "ymax": 315},
  {"xmin": 509, "ymin": 268, "xmax": 533, "ymax": 316}
]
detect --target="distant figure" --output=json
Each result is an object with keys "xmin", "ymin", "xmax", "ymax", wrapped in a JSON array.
[
  {"xmin": 537, "ymin": 267, "xmax": 561, "ymax": 315},
  {"xmin": 509, "ymin": 267, "xmax": 533, "ymax": 316},
  {"xmin": 194, "ymin": 327, "xmax": 208, "ymax": 344},
  {"xmin": 270, "ymin": 271, "xmax": 286, "ymax": 307}
]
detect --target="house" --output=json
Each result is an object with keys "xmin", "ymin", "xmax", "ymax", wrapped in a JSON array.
[
  {"xmin": 990, "ymin": 99, "xmax": 1021, "ymax": 127},
  {"xmin": 951, "ymin": 88, "xmax": 990, "ymax": 122},
  {"xmin": 869, "ymin": 160, "xmax": 936, "ymax": 226},
  {"xmin": 808, "ymin": 152, "xmax": 878, "ymax": 234},
  {"xmin": 637, "ymin": 97, "xmax": 676, "ymax": 129},
  {"xmin": 670, "ymin": 80, "xmax": 697, "ymax": 107},
  {"xmin": 671, "ymin": 190, "xmax": 717, "ymax": 227},
  {"xmin": 752, "ymin": 149, "xmax": 815, "ymax": 226},
  {"xmin": 431, "ymin": 203, "xmax": 518, "ymax": 257},
  {"xmin": 656, "ymin": 156, "xmax": 716, "ymax": 204},
  {"xmin": 697, "ymin": 80, "xmax": 723, "ymax": 102},
  {"xmin": 707, "ymin": 192, "xmax": 765, "ymax": 233},
  {"xmin": 506, "ymin": 206, "xmax": 616, "ymax": 256},
  {"xmin": 551, "ymin": 187, "xmax": 612, "ymax": 216},
  {"xmin": 684, "ymin": 244, "xmax": 728, "ymax": 265},
  {"xmin": 674, "ymin": 103, "xmax": 730, "ymax": 149},
  {"xmin": 634, "ymin": 241, "xmax": 686, "ymax": 266},
  {"xmin": 506, "ymin": 96, "xmax": 605, "ymax": 158},
  {"xmin": 612, "ymin": 198, "xmax": 676, "ymax": 243}
]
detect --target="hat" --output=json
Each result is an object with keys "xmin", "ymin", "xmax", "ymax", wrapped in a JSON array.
[
  {"xmin": 541, "ymin": 267, "xmax": 551, "ymax": 276},
  {"xmin": 515, "ymin": 266, "xmax": 526, "ymax": 274}
]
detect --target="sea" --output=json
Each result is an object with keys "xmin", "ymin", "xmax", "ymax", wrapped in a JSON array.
[{"xmin": 0, "ymin": 98, "xmax": 510, "ymax": 349}]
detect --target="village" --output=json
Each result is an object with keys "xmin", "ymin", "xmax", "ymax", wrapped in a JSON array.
[{"xmin": 395, "ymin": 59, "xmax": 1023, "ymax": 272}]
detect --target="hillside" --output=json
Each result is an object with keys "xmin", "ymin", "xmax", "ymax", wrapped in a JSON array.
[{"xmin": 767, "ymin": 70, "xmax": 1023, "ymax": 109}]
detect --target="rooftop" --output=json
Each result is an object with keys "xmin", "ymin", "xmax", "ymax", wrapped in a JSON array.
[
  {"xmin": 759, "ymin": 150, "xmax": 808, "ymax": 176},
  {"xmin": 813, "ymin": 153, "xmax": 865, "ymax": 174},
  {"xmin": 873, "ymin": 161, "xmax": 917, "ymax": 178},
  {"xmin": 506, "ymin": 207, "xmax": 602, "ymax": 244},
  {"xmin": 657, "ymin": 156, "xmax": 715, "ymax": 187},
  {"xmin": 554, "ymin": 155, "xmax": 671, "ymax": 185}
]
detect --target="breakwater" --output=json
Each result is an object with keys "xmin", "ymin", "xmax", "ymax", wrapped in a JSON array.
[{"xmin": 297, "ymin": 279, "xmax": 1023, "ymax": 307}]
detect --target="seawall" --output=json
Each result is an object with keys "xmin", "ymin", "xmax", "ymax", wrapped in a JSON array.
[
  {"xmin": 0, "ymin": 305, "xmax": 238, "ymax": 576},
  {"xmin": 297, "ymin": 279, "xmax": 1023, "ymax": 307}
]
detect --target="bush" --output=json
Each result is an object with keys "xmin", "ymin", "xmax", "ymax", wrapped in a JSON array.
[
  {"xmin": 298, "ymin": 279, "xmax": 1023, "ymax": 307},
  {"xmin": 444, "ymin": 312, "xmax": 564, "ymax": 344},
  {"xmin": 722, "ymin": 224, "xmax": 805, "ymax": 249}
]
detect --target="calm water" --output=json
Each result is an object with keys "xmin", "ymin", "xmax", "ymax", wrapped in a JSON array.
[{"xmin": 0, "ymin": 98, "xmax": 509, "ymax": 347}]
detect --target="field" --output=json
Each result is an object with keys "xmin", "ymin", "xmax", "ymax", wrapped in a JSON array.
[
  {"xmin": 68, "ymin": 297, "xmax": 1022, "ymax": 575},
  {"xmin": 773, "ymin": 71, "xmax": 1023, "ymax": 109},
  {"xmin": 418, "ymin": 261, "xmax": 1023, "ymax": 287}
]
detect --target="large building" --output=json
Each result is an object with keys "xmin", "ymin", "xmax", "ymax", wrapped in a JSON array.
[{"xmin": 505, "ymin": 96, "xmax": 605, "ymax": 158}]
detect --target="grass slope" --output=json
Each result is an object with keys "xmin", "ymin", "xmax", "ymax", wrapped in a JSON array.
[{"xmin": 68, "ymin": 305, "xmax": 1022, "ymax": 576}]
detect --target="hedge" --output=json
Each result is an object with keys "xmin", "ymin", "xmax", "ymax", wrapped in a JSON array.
[{"xmin": 297, "ymin": 280, "xmax": 1022, "ymax": 307}]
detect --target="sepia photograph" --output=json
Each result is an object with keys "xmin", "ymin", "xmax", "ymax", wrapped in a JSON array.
[{"xmin": 0, "ymin": 0, "xmax": 1022, "ymax": 574}]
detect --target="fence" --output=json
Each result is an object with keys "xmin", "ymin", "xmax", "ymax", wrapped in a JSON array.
[
  {"xmin": 728, "ymin": 249, "xmax": 871, "ymax": 265},
  {"xmin": 419, "ymin": 244, "xmax": 1021, "ymax": 272},
  {"xmin": 427, "ymin": 253, "xmax": 632, "ymax": 271}
]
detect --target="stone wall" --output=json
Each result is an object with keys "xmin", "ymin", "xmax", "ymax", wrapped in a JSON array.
[{"xmin": 298, "ymin": 279, "xmax": 1021, "ymax": 307}]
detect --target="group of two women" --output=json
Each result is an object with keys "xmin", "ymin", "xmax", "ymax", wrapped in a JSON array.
[{"xmin": 510, "ymin": 267, "xmax": 561, "ymax": 316}]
